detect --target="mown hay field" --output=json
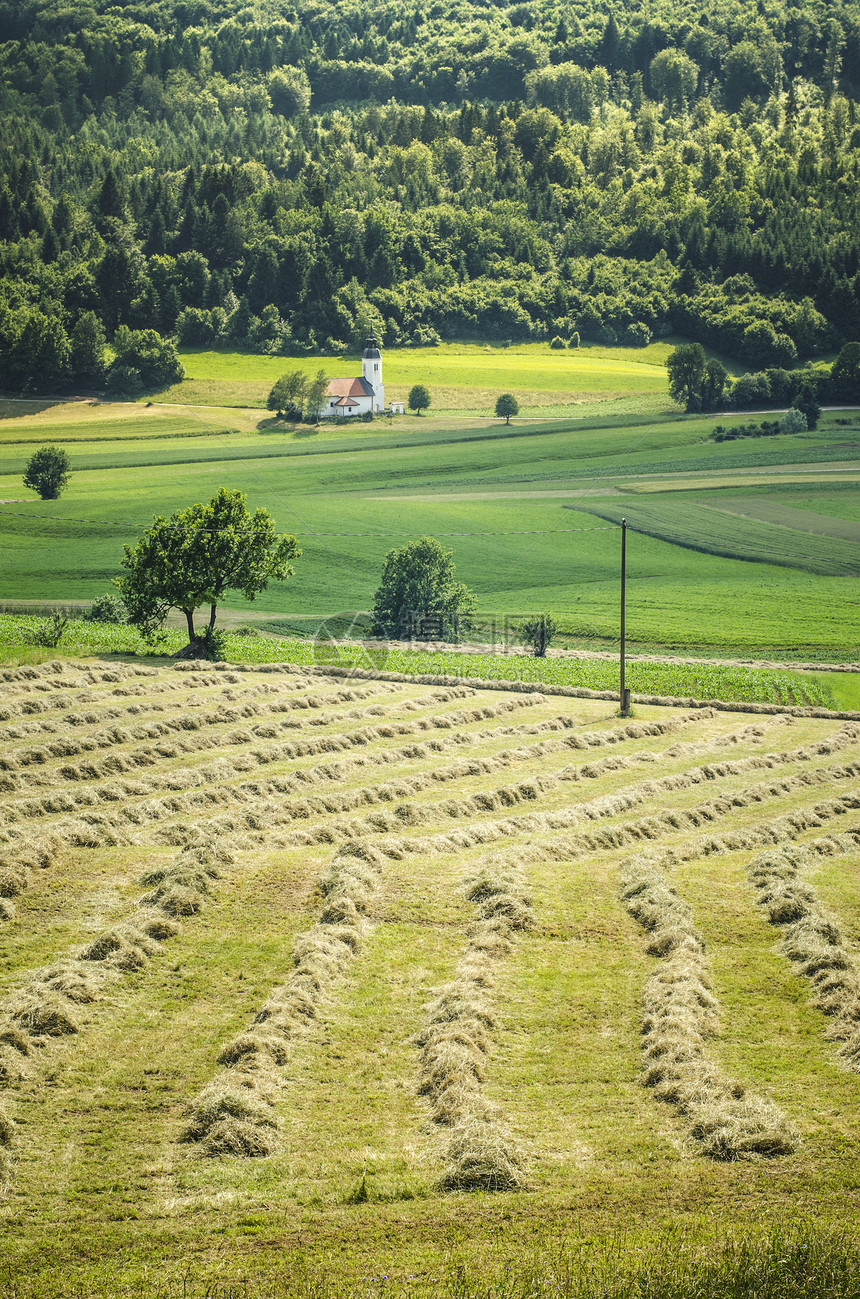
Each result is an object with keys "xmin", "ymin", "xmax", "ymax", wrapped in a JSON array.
[{"xmin": 1, "ymin": 657, "xmax": 860, "ymax": 1296}]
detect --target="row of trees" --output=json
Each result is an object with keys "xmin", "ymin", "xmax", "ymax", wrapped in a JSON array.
[{"xmin": 666, "ymin": 340, "xmax": 860, "ymax": 414}]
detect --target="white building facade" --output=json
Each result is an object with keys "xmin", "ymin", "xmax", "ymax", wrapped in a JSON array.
[{"xmin": 320, "ymin": 335, "xmax": 386, "ymax": 418}]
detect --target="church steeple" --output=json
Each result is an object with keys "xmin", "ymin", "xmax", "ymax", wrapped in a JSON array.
[{"xmin": 361, "ymin": 333, "xmax": 384, "ymax": 411}]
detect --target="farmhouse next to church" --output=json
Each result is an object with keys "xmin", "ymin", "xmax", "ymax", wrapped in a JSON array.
[{"xmin": 321, "ymin": 334, "xmax": 386, "ymax": 417}]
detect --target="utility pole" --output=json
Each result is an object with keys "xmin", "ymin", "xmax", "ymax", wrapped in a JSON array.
[{"xmin": 620, "ymin": 517, "xmax": 630, "ymax": 716}]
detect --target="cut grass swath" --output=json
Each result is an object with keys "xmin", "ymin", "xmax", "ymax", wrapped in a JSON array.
[
  {"xmin": 183, "ymin": 839, "xmax": 381, "ymax": 1158},
  {"xmin": 621, "ymin": 855, "xmax": 797, "ymax": 1160},
  {"xmin": 747, "ymin": 840, "xmax": 860, "ymax": 1071}
]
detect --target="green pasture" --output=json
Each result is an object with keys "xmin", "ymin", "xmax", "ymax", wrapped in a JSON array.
[
  {"xmin": 0, "ymin": 382, "xmax": 857, "ymax": 657},
  {"xmin": 160, "ymin": 339, "xmax": 682, "ymax": 413}
]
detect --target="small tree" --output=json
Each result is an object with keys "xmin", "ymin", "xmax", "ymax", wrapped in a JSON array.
[
  {"xmin": 116, "ymin": 488, "xmax": 300, "ymax": 651},
  {"xmin": 268, "ymin": 370, "xmax": 309, "ymax": 419},
  {"xmin": 793, "ymin": 383, "xmax": 821, "ymax": 430},
  {"xmin": 495, "ymin": 393, "xmax": 519, "ymax": 424},
  {"xmin": 778, "ymin": 407, "xmax": 808, "ymax": 434},
  {"xmin": 23, "ymin": 446, "xmax": 70, "ymax": 499},
  {"xmin": 106, "ymin": 326, "xmax": 184, "ymax": 390},
  {"xmin": 304, "ymin": 369, "xmax": 330, "ymax": 422},
  {"xmin": 372, "ymin": 536, "xmax": 476, "ymax": 641},
  {"xmin": 408, "ymin": 383, "xmax": 431, "ymax": 415},
  {"xmin": 520, "ymin": 613, "xmax": 558, "ymax": 658}
]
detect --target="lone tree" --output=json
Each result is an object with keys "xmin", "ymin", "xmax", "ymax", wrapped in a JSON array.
[
  {"xmin": 520, "ymin": 613, "xmax": 558, "ymax": 658},
  {"xmin": 372, "ymin": 536, "xmax": 476, "ymax": 641},
  {"xmin": 116, "ymin": 488, "xmax": 300, "ymax": 651},
  {"xmin": 267, "ymin": 370, "xmax": 309, "ymax": 419},
  {"xmin": 23, "ymin": 445, "xmax": 70, "ymax": 499},
  {"xmin": 495, "ymin": 393, "xmax": 519, "ymax": 424},
  {"xmin": 408, "ymin": 383, "xmax": 431, "ymax": 416}
]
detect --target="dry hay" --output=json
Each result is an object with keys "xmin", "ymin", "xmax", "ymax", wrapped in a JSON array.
[
  {"xmin": 414, "ymin": 862, "xmax": 533, "ymax": 1187},
  {"xmin": 747, "ymin": 841, "xmax": 860, "ymax": 1069},
  {"xmin": 184, "ymin": 838, "xmax": 379, "ymax": 1157},
  {"xmin": 182, "ymin": 1082, "xmax": 279, "ymax": 1157},
  {"xmin": 7, "ymin": 991, "xmax": 81, "ymax": 1038},
  {"xmin": 436, "ymin": 1117, "xmax": 527, "ymax": 1192},
  {"xmin": 622, "ymin": 853, "xmax": 797, "ymax": 1160},
  {"xmin": 0, "ymin": 1100, "xmax": 14, "ymax": 1185}
]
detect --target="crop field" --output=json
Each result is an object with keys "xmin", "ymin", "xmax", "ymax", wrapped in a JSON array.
[
  {"xmin": 1, "ymin": 396, "xmax": 858, "ymax": 657},
  {"xmin": 1, "ymin": 657, "xmax": 860, "ymax": 1296},
  {"xmin": 161, "ymin": 341, "xmax": 685, "ymax": 415}
]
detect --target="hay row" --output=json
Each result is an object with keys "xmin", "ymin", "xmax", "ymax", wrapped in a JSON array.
[
  {"xmin": 0, "ymin": 835, "xmax": 63, "ymax": 922},
  {"xmin": 747, "ymin": 842, "xmax": 860, "ymax": 1072},
  {"xmin": 0, "ymin": 694, "xmax": 548, "ymax": 830},
  {"xmin": 0, "ymin": 670, "xmax": 330, "ymax": 728},
  {"xmin": 247, "ymin": 660, "xmax": 860, "ymax": 721},
  {"xmin": 0, "ymin": 840, "xmax": 230, "ymax": 1056},
  {"xmin": 621, "ymin": 854, "xmax": 798, "ymax": 1160},
  {"xmin": 0, "ymin": 682, "xmax": 411, "ymax": 774},
  {"xmin": 0, "ymin": 840, "xmax": 231, "ymax": 1182},
  {"xmin": 415, "ymin": 862, "xmax": 532, "ymax": 1192},
  {"xmin": 360, "ymin": 779, "xmax": 860, "ymax": 873},
  {"xmin": 18, "ymin": 714, "xmax": 707, "ymax": 847},
  {"xmin": 285, "ymin": 746, "xmax": 860, "ymax": 852},
  {"xmin": 182, "ymin": 839, "xmax": 382, "ymax": 1159}
]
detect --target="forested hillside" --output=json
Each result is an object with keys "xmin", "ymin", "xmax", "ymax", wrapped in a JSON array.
[{"xmin": 1, "ymin": 0, "xmax": 859, "ymax": 391}]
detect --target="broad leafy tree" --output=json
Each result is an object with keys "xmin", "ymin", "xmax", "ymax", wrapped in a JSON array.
[
  {"xmin": 106, "ymin": 327, "xmax": 184, "ymax": 390},
  {"xmin": 495, "ymin": 393, "xmax": 519, "ymax": 423},
  {"xmin": 408, "ymin": 384, "xmax": 431, "ymax": 415},
  {"xmin": 23, "ymin": 446, "xmax": 71, "ymax": 499},
  {"xmin": 372, "ymin": 536, "xmax": 476, "ymax": 641},
  {"xmin": 666, "ymin": 343, "xmax": 707, "ymax": 411},
  {"xmin": 116, "ymin": 488, "xmax": 300, "ymax": 648},
  {"xmin": 268, "ymin": 370, "xmax": 309, "ymax": 419}
]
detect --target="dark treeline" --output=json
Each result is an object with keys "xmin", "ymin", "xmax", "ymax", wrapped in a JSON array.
[{"xmin": 1, "ymin": 0, "xmax": 859, "ymax": 392}]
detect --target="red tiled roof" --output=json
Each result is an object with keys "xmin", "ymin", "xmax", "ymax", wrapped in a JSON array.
[
  {"xmin": 326, "ymin": 376, "xmax": 374, "ymax": 398},
  {"xmin": 334, "ymin": 396, "xmax": 359, "ymax": 407}
]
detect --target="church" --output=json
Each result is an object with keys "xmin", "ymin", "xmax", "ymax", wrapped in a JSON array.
[{"xmin": 319, "ymin": 334, "xmax": 386, "ymax": 418}]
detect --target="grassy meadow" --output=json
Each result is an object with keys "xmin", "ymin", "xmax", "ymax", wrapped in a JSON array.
[
  {"xmin": 0, "ymin": 349, "xmax": 857, "ymax": 659},
  {"xmin": 1, "ymin": 659, "xmax": 859, "ymax": 1296},
  {"xmin": 158, "ymin": 339, "xmax": 689, "ymax": 416}
]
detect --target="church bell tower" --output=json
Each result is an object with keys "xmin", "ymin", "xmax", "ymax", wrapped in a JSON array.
[{"xmin": 361, "ymin": 334, "xmax": 384, "ymax": 411}]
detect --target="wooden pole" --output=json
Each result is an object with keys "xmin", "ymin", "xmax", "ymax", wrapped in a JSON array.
[{"xmin": 620, "ymin": 518, "xmax": 630, "ymax": 716}]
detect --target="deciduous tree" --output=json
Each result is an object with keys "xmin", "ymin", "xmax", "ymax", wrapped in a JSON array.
[
  {"xmin": 116, "ymin": 488, "xmax": 300, "ymax": 650},
  {"xmin": 408, "ymin": 383, "xmax": 431, "ymax": 415},
  {"xmin": 495, "ymin": 393, "xmax": 519, "ymax": 423},
  {"xmin": 23, "ymin": 445, "xmax": 71, "ymax": 499},
  {"xmin": 372, "ymin": 536, "xmax": 475, "ymax": 641}
]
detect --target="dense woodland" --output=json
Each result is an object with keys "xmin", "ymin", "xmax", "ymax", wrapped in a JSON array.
[{"xmin": 1, "ymin": 0, "xmax": 859, "ymax": 394}]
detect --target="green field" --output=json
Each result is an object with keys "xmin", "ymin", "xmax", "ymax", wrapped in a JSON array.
[
  {"xmin": 160, "ymin": 340, "xmax": 691, "ymax": 415},
  {"xmin": 0, "ymin": 352, "xmax": 858, "ymax": 659}
]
